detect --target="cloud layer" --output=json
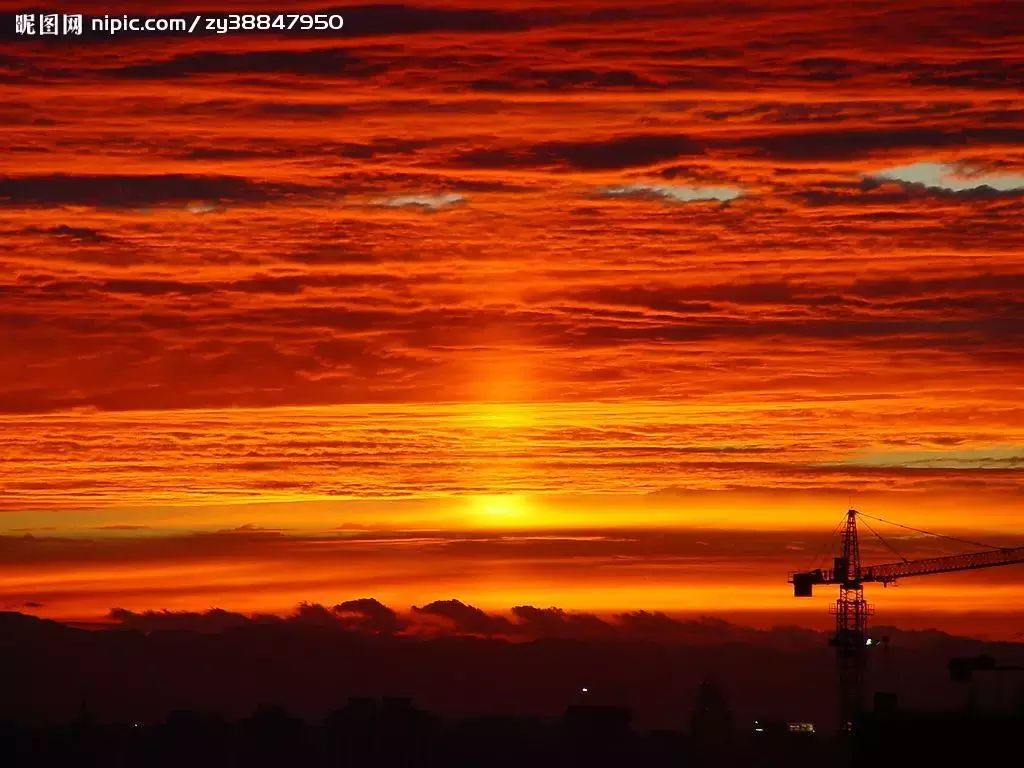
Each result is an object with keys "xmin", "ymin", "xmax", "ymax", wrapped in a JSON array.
[{"xmin": 1, "ymin": 1, "xmax": 1022, "ymax": 629}]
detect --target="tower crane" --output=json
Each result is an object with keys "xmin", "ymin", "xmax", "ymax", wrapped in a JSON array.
[{"xmin": 789, "ymin": 509, "xmax": 1024, "ymax": 731}]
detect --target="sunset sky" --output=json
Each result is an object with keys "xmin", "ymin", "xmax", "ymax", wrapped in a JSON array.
[{"xmin": 1, "ymin": 1, "xmax": 1023, "ymax": 637}]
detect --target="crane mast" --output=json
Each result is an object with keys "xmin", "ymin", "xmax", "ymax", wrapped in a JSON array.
[
  {"xmin": 830, "ymin": 509, "xmax": 870, "ymax": 731},
  {"xmin": 789, "ymin": 509, "xmax": 1024, "ymax": 732}
]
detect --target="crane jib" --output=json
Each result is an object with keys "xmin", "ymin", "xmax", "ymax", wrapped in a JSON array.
[
  {"xmin": 863, "ymin": 546, "xmax": 1024, "ymax": 583},
  {"xmin": 789, "ymin": 547, "xmax": 1024, "ymax": 595}
]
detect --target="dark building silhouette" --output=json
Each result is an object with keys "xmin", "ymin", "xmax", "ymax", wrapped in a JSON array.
[{"xmin": 690, "ymin": 678, "xmax": 733, "ymax": 764}]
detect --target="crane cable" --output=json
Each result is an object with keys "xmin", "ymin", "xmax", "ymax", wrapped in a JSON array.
[
  {"xmin": 805, "ymin": 510, "xmax": 849, "ymax": 571},
  {"xmin": 859, "ymin": 515, "xmax": 909, "ymax": 563},
  {"xmin": 856, "ymin": 510, "xmax": 1002, "ymax": 552}
]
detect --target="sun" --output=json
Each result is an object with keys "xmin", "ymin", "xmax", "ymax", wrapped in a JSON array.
[{"xmin": 467, "ymin": 494, "xmax": 535, "ymax": 527}]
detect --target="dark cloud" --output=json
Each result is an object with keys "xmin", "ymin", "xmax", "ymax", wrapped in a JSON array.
[
  {"xmin": 612, "ymin": 611, "xmax": 787, "ymax": 644},
  {"xmin": 248, "ymin": 101, "xmax": 351, "ymax": 118},
  {"xmin": 908, "ymin": 58, "xmax": 1024, "ymax": 89},
  {"xmin": 412, "ymin": 599, "xmax": 514, "ymax": 635},
  {"xmin": 510, "ymin": 605, "xmax": 613, "ymax": 639},
  {"xmin": 473, "ymin": 66, "xmax": 662, "ymax": 92},
  {"xmin": 283, "ymin": 245, "xmax": 383, "ymax": 266},
  {"xmin": 546, "ymin": 282, "xmax": 796, "ymax": 311},
  {"xmin": 0, "ymin": 174, "xmax": 315, "ymax": 208},
  {"xmin": 91, "ymin": 596, "xmax": 1016, "ymax": 648},
  {"xmin": 595, "ymin": 183, "xmax": 739, "ymax": 204},
  {"xmin": 109, "ymin": 607, "xmax": 258, "ymax": 633},
  {"xmin": 559, "ymin": 285, "xmax": 718, "ymax": 314},
  {"xmin": 290, "ymin": 601, "xmax": 343, "ymax": 627},
  {"xmin": 108, "ymin": 603, "xmax": 357, "ymax": 633},
  {"xmin": 11, "ymin": 272, "xmax": 404, "ymax": 300},
  {"xmin": 94, "ymin": 279, "xmax": 212, "ymax": 296},
  {"xmin": 554, "ymin": 273, "xmax": 1024, "ymax": 324},
  {"xmin": 333, "ymin": 598, "xmax": 403, "ymax": 635},
  {"xmin": 174, "ymin": 136, "xmax": 434, "ymax": 163},
  {"xmin": 111, "ymin": 48, "xmax": 377, "ymax": 79},
  {"xmin": 615, "ymin": 609, "xmax": 693, "ymax": 637},
  {"xmin": 883, "ymin": 182, "xmax": 1024, "ymax": 201},
  {"xmin": 796, "ymin": 178, "xmax": 1024, "ymax": 206},
  {"xmin": 734, "ymin": 127, "xmax": 1024, "ymax": 161},
  {"xmin": 567, "ymin": 310, "xmax": 1024, "ymax": 348},
  {"xmin": 793, "ymin": 56, "xmax": 856, "ymax": 82},
  {"xmin": 22, "ymin": 224, "xmax": 114, "ymax": 243},
  {"xmin": 455, "ymin": 134, "xmax": 704, "ymax": 170},
  {"xmin": 849, "ymin": 272, "xmax": 1024, "ymax": 300}
]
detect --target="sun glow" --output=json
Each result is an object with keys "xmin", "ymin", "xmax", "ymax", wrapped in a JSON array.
[{"xmin": 467, "ymin": 494, "xmax": 535, "ymax": 526}]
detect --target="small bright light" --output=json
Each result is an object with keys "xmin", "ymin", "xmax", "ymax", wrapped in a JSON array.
[
  {"xmin": 866, "ymin": 638, "xmax": 873, "ymax": 646},
  {"xmin": 754, "ymin": 727, "xmax": 764, "ymax": 733},
  {"xmin": 581, "ymin": 687, "xmax": 589, "ymax": 694}
]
